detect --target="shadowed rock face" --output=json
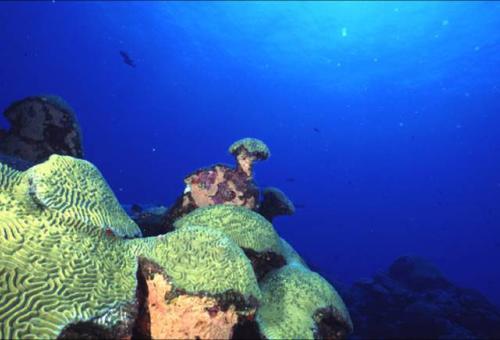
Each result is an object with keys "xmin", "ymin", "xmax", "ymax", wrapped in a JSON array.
[
  {"xmin": 0, "ymin": 152, "xmax": 33, "ymax": 170},
  {"xmin": 343, "ymin": 256, "xmax": 500, "ymax": 339},
  {"xmin": 123, "ymin": 204, "xmax": 171, "ymax": 237},
  {"xmin": 0, "ymin": 95, "xmax": 83, "ymax": 163},
  {"xmin": 258, "ymin": 187, "xmax": 295, "ymax": 222}
]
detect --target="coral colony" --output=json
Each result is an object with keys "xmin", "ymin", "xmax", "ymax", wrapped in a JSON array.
[{"xmin": 0, "ymin": 95, "xmax": 353, "ymax": 339}]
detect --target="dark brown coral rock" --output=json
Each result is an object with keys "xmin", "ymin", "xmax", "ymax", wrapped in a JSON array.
[
  {"xmin": 0, "ymin": 95, "xmax": 83, "ymax": 163},
  {"xmin": 258, "ymin": 187, "xmax": 295, "ymax": 222}
]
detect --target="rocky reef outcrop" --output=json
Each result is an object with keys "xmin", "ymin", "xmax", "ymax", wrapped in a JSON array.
[
  {"xmin": 159, "ymin": 138, "xmax": 275, "ymax": 233},
  {"xmin": 0, "ymin": 95, "xmax": 83, "ymax": 164},
  {"xmin": 0, "ymin": 146, "xmax": 351, "ymax": 338},
  {"xmin": 343, "ymin": 255, "xmax": 500, "ymax": 339}
]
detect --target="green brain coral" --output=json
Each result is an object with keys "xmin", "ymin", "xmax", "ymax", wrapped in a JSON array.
[
  {"xmin": 25, "ymin": 155, "xmax": 141, "ymax": 238},
  {"xmin": 0, "ymin": 156, "xmax": 260, "ymax": 339},
  {"xmin": 128, "ymin": 225, "xmax": 261, "ymax": 299},
  {"xmin": 228, "ymin": 137, "xmax": 271, "ymax": 159},
  {"xmin": 257, "ymin": 263, "xmax": 353, "ymax": 340},
  {"xmin": 174, "ymin": 204, "xmax": 282, "ymax": 253},
  {"xmin": 0, "ymin": 160, "xmax": 139, "ymax": 339}
]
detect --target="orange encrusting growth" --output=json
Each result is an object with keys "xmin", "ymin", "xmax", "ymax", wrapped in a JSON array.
[{"xmin": 146, "ymin": 273, "xmax": 239, "ymax": 340}]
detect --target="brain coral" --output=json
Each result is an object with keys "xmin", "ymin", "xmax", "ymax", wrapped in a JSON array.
[
  {"xmin": 257, "ymin": 263, "xmax": 353, "ymax": 340},
  {"xmin": 25, "ymin": 154, "xmax": 142, "ymax": 238},
  {"xmin": 127, "ymin": 225, "xmax": 261, "ymax": 300},
  {"xmin": 173, "ymin": 204, "xmax": 282, "ymax": 254},
  {"xmin": 0, "ymin": 156, "xmax": 260, "ymax": 339}
]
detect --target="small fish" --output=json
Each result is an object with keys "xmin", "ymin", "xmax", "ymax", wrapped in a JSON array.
[
  {"xmin": 119, "ymin": 50, "xmax": 136, "ymax": 68},
  {"xmin": 295, "ymin": 204, "xmax": 305, "ymax": 209},
  {"xmin": 285, "ymin": 177, "xmax": 295, "ymax": 183},
  {"xmin": 313, "ymin": 127, "xmax": 320, "ymax": 133}
]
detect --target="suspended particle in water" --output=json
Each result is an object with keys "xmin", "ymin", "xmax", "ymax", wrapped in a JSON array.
[{"xmin": 341, "ymin": 27, "xmax": 348, "ymax": 37}]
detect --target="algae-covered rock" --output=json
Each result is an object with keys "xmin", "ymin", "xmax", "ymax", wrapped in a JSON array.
[
  {"xmin": 184, "ymin": 164, "xmax": 259, "ymax": 210},
  {"xmin": 257, "ymin": 263, "xmax": 353, "ymax": 340},
  {"xmin": 174, "ymin": 204, "xmax": 282, "ymax": 254},
  {"xmin": 0, "ymin": 95, "xmax": 83, "ymax": 163},
  {"xmin": 0, "ymin": 156, "xmax": 261, "ymax": 339}
]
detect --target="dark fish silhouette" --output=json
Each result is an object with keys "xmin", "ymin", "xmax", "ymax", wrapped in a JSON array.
[
  {"xmin": 313, "ymin": 127, "xmax": 320, "ymax": 133},
  {"xmin": 119, "ymin": 50, "xmax": 136, "ymax": 68},
  {"xmin": 285, "ymin": 177, "xmax": 295, "ymax": 182},
  {"xmin": 295, "ymin": 204, "xmax": 305, "ymax": 209}
]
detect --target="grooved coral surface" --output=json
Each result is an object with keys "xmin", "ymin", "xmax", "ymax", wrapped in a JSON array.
[
  {"xmin": 0, "ymin": 157, "xmax": 261, "ymax": 339},
  {"xmin": 25, "ymin": 155, "xmax": 141, "ymax": 238},
  {"xmin": 128, "ymin": 225, "xmax": 262, "ymax": 300},
  {"xmin": 0, "ymin": 161, "xmax": 138, "ymax": 339},
  {"xmin": 173, "ymin": 205, "xmax": 282, "ymax": 254},
  {"xmin": 257, "ymin": 263, "xmax": 353, "ymax": 340}
]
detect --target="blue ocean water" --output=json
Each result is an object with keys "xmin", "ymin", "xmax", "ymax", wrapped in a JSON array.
[{"xmin": 1, "ymin": 0, "xmax": 499, "ymax": 308}]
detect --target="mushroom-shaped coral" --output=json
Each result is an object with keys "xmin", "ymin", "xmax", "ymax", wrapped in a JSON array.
[
  {"xmin": 258, "ymin": 186, "xmax": 296, "ymax": 222},
  {"xmin": 174, "ymin": 205, "xmax": 286, "ymax": 280},
  {"xmin": 0, "ymin": 156, "xmax": 261, "ymax": 339},
  {"xmin": 257, "ymin": 263, "xmax": 353, "ymax": 340},
  {"xmin": 228, "ymin": 138, "xmax": 270, "ymax": 178},
  {"xmin": 0, "ymin": 95, "xmax": 84, "ymax": 163}
]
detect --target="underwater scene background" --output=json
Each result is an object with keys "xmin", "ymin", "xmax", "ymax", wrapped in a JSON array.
[{"xmin": 1, "ymin": 1, "xmax": 500, "ymax": 338}]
